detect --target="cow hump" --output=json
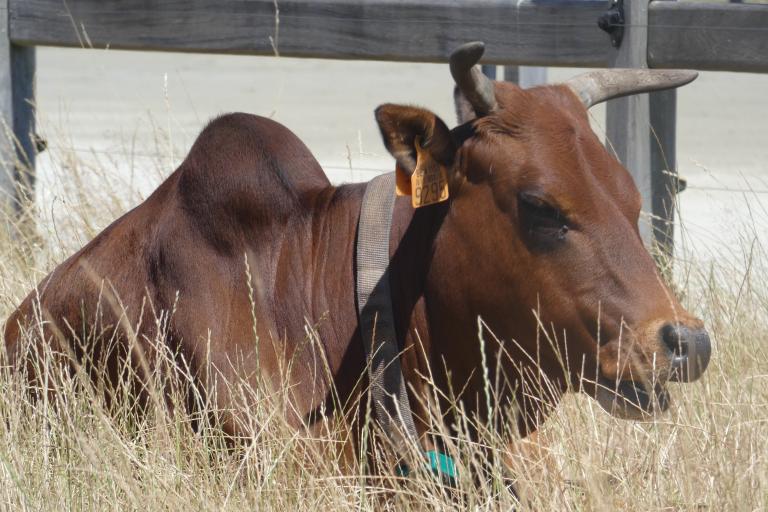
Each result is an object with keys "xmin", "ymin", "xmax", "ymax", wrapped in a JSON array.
[{"xmin": 177, "ymin": 113, "xmax": 330, "ymax": 236}]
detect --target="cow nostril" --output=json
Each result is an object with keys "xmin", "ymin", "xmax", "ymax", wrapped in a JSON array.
[
  {"xmin": 660, "ymin": 323, "xmax": 687, "ymax": 357},
  {"xmin": 660, "ymin": 323, "xmax": 712, "ymax": 382}
]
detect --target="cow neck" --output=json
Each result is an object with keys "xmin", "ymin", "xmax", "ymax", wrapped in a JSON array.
[
  {"xmin": 387, "ymin": 187, "xmax": 450, "ymax": 434},
  {"xmin": 388, "ymin": 187, "xmax": 450, "ymax": 355}
]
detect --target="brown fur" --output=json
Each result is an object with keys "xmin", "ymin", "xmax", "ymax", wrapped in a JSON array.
[{"xmin": 4, "ymin": 82, "xmax": 707, "ymax": 458}]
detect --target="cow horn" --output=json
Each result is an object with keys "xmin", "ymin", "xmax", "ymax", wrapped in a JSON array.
[
  {"xmin": 449, "ymin": 41, "xmax": 498, "ymax": 115},
  {"xmin": 566, "ymin": 69, "xmax": 698, "ymax": 108}
]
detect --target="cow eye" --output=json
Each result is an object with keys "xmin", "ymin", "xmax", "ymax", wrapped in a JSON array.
[{"xmin": 518, "ymin": 192, "xmax": 569, "ymax": 246}]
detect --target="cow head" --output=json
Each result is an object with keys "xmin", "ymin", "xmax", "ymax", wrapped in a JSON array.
[{"xmin": 374, "ymin": 42, "xmax": 710, "ymax": 423}]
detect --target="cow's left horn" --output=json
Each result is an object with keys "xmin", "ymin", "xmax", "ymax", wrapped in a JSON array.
[
  {"xmin": 449, "ymin": 41, "xmax": 498, "ymax": 115},
  {"xmin": 566, "ymin": 69, "xmax": 698, "ymax": 108}
]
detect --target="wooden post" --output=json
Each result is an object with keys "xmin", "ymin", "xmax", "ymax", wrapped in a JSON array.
[
  {"xmin": 0, "ymin": 0, "xmax": 36, "ymax": 240},
  {"xmin": 605, "ymin": 0, "xmax": 653, "ymax": 245}
]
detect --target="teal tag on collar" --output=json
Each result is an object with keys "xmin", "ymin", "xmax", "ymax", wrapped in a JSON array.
[
  {"xmin": 426, "ymin": 450, "xmax": 457, "ymax": 482},
  {"xmin": 394, "ymin": 451, "xmax": 457, "ymax": 485}
]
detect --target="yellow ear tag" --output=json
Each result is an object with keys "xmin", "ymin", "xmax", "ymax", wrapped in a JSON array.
[{"xmin": 410, "ymin": 138, "xmax": 449, "ymax": 208}]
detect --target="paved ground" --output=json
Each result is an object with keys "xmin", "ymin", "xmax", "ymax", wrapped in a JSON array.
[{"xmin": 34, "ymin": 47, "xmax": 768, "ymax": 265}]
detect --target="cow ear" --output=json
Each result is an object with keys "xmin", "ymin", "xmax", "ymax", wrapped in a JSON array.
[{"xmin": 374, "ymin": 104, "xmax": 456, "ymax": 176}]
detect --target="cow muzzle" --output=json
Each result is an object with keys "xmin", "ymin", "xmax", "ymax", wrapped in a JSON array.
[
  {"xmin": 593, "ymin": 322, "xmax": 711, "ymax": 420},
  {"xmin": 660, "ymin": 323, "xmax": 712, "ymax": 382},
  {"xmin": 595, "ymin": 376, "xmax": 670, "ymax": 420}
]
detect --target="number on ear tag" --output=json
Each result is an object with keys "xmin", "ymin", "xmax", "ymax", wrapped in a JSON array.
[{"xmin": 411, "ymin": 139, "xmax": 449, "ymax": 208}]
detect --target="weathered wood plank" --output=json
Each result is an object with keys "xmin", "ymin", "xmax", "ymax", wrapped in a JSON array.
[
  {"xmin": 9, "ymin": 0, "xmax": 613, "ymax": 67},
  {"xmin": 648, "ymin": 1, "xmax": 768, "ymax": 73},
  {"xmin": 606, "ymin": 0, "xmax": 653, "ymax": 245}
]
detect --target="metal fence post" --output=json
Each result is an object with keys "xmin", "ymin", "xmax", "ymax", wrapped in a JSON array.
[
  {"xmin": 503, "ymin": 66, "xmax": 547, "ymax": 88},
  {"xmin": 649, "ymin": 87, "xmax": 678, "ymax": 262},
  {"xmin": 0, "ymin": 0, "xmax": 36, "ymax": 241},
  {"xmin": 481, "ymin": 64, "xmax": 497, "ymax": 80},
  {"xmin": 649, "ymin": 0, "xmax": 680, "ymax": 263}
]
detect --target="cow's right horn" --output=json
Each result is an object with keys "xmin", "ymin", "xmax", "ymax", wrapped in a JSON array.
[
  {"xmin": 566, "ymin": 69, "xmax": 699, "ymax": 108},
  {"xmin": 449, "ymin": 42, "xmax": 498, "ymax": 116}
]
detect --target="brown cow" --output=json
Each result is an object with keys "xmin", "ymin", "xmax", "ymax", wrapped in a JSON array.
[{"xmin": 3, "ymin": 43, "xmax": 709, "ymax": 466}]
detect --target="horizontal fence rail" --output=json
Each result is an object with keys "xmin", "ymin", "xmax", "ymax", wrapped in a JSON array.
[
  {"xmin": 648, "ymin": 2, "xmax": 768, "ymax": 73},
  {"xmin": 10, "ymin": 0, "xmax": 615, "ymax": 67},
  {"xmin": 10, "ymin": 0, "xmax": 768, "ymax": 72}
]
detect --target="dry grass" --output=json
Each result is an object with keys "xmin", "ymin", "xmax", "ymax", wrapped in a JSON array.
[{"xmin": 0, "ymin": 135, "xmax": 766, "ymax": 511}]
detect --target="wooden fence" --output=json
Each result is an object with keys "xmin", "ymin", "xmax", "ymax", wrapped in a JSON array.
[{"xmin": 2, "ymin": 0, "xmax": 767, "ymax": 255}]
